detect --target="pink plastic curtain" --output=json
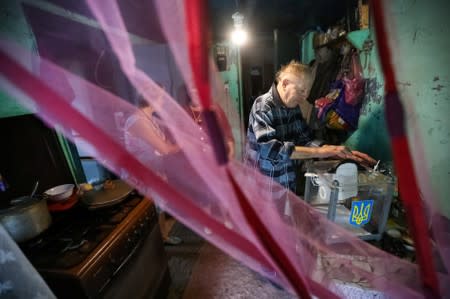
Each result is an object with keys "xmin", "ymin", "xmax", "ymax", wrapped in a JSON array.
[{"xmin": 0, "ymin": 0, "xmax": 448, "ymax": 297}]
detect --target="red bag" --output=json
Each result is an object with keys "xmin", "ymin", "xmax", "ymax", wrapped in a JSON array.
[
  {"xmin": 343, "ymin": 52, "xmax": 365, "ymax": 106},
  {"xmin": 315, "ymin": 80, "xmax": 362, "ymax": 131}
]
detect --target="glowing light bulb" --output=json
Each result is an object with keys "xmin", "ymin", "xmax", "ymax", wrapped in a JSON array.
[{"xmin": 231, "ymin": 28, "xmax": 248, "ymax": 46}]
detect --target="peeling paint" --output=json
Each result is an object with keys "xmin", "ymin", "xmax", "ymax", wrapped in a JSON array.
[
  {"xmin": 364, "ymin": 79, "xmax": 383, "ymax": 104},
  {"xmin": 360, "ymin": 78, "xmax": 384, "ymax": 116},
  {"xmin": 397, "ymin": 81, "xmax": 412, "ymax": 87},
  {"xmin": 432, "ymin": 84, "xmax": 445, "ymax": 91}
]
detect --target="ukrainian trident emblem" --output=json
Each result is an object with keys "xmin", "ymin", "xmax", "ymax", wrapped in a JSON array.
[{"xmin": 349, "ymin": 199, "xmax": 374, "ymax": 226}]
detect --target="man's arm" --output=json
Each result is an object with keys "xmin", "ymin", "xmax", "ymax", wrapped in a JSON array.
[
  {"xmin": 291, "ymin": 145, "xmax": 349, "ymax": 160},
  {"xmin": 291, "ymin": 145, "xmax": 377, "ymax": 165}
]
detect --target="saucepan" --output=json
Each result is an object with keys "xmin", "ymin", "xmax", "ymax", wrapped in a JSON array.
[{"xmin": 0, "ymin": 182, "xmax": 52, "ymax": 242}]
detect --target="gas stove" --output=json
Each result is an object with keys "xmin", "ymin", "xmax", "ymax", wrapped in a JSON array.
[{"xmin": 20, "ymin": 194, "xmax": 170, "ymax": 299}]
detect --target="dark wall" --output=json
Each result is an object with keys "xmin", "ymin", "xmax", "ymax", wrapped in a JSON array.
[
  {"xmin": 240, "ymin": 29, "xmax": 299, "ymax": 130},
  {"xmin": 0, "ymin": 115, "xmax": 73, "ymax": 204},
  {"xmin": 241, "ymin": 35, "xmax": 275, "ymax": 130},
  {"xmin": 273, "ymin": 29, "xmax": 300, "ymax": 70}
]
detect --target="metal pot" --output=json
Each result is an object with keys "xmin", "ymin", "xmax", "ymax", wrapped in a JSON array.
[{"xmin": 0, "ymin": 196, "xmax": 52, "ymax": 243}]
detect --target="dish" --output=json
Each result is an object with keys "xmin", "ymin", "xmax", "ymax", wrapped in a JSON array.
[
  {"xmin": 47, "ymin": 191, "xmax": 79, "ymax": 212},
  {"xmin": 44, "ymin": 184, "xmax": 75, "ymax": 201}
]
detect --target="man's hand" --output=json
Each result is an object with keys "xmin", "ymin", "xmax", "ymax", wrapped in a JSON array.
[
  {"xmin": 350, "ymin": 150, "xmax": 377, "ymax": 166},
  {"xmin": 317, "ymin": 145, "xmax": 376, "ymax": 166}
]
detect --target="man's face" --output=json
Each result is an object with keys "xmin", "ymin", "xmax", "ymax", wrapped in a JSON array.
[{"xmin": 280, "ymin": 74, "xmax": 312, "ymax": 108}]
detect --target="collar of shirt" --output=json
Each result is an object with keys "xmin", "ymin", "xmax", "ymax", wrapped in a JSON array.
[{"xmin": 270, "ymin": 83, "xmax": 284, "ymax": 107}]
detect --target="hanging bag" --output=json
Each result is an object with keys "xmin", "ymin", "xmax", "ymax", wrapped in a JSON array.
[
  {"xmin": 314, "ymin": 52, "xmax": 365, "ymax": 131},
  {"xmin": 343, "ymin": 52, "xmax": 365, "ymax": 106}
]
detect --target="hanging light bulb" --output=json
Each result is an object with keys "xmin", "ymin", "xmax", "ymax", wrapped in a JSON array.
[
  {"xmin": 231, "ymin": 12, "xmax": 248, "ymax": 46},
  {"xmin": 231, "ymin": 28, "xmax": 248, "ymax": 46}
]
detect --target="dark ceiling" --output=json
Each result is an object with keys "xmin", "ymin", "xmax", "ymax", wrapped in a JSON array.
[{"xmin": 208, "ymin": 0, "xmax": 352, "ymax": 40}]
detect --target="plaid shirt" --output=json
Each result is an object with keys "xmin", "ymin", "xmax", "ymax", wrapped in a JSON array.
[{"xmin": 245, "ymin": 84, "xmax": 312, "ymax": 192}]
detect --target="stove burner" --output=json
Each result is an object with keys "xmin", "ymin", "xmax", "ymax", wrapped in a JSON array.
[
  {"xmin": 62, "ymin": 239, "xmax": 87, "ymax": 252},
  {"xmin": 20, "ymin": 196, "xmax": 141, "ymax": 269}
]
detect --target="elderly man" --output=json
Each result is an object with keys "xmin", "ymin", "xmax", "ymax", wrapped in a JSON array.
[{"xmin": 246, "ymin": 61, "xmax": 374, "ymax": 194}]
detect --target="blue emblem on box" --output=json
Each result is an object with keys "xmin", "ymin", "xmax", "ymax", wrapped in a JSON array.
[{"xmin": 349, "ymin": 200, "xmax": 374, "ymax": 226}]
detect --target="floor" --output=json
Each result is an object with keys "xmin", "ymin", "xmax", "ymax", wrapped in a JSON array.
[
  {"xmin": 165, "ymin": 221, "xmax": 204, "ymax": 299},
  {"xmin": 164, "ymin": 221, "xmax": 296, "ymax": 299},
  {"xmin": 182, "ymin": 243, "xmax": 296, "ymax": 299}
]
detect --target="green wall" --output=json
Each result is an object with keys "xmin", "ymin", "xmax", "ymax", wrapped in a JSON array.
[
  {"xmin": 301, "ymin": 31, "xmax": 315, "ymax": 65},
  {"xmin": 215, "ymin": 43, "xmax": 241, "ymax": 112},
  {"xmin": 0, "ymin": 1, "xmax": 36, "ymax": 118},
  {"xmin": 0, "ymin": 91, "xmax": 32, "ymax": 118},
  {"xmin": 380, "ymin": 0, "xmax": 450, "ymax": 216},
  {"xmin": 344, "ymin": 28, "xmax": 392, "ymax": 162},
  {"xmin": 215, "ymin": 42, "xmax": 244, "ymax": 159}
]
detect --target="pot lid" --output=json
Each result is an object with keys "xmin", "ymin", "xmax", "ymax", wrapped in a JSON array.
[
  {"xmin": 0, "ymin": 196, "xmax": 42, "ymax": 215},
  {"xmin": 80, "ymin": 180, "xmax": 133, "ymax": 209}
]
